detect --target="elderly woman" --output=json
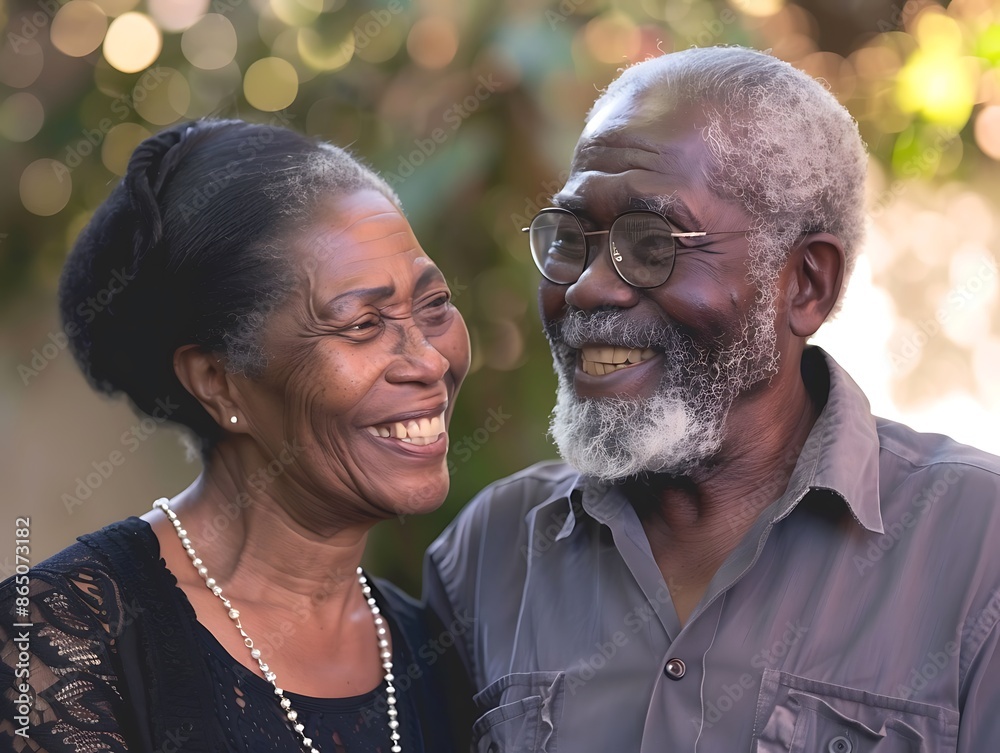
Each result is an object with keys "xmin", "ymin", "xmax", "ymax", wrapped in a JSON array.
[{"xmin": 0, "ymin": 120, "xmax": 471, "ymax": 753}]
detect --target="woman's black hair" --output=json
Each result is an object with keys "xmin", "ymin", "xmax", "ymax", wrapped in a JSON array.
[{"xmin": 58, "ymin": 119, "xmax": 399, "ymax": 460}]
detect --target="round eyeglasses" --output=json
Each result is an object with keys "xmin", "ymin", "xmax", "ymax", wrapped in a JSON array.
[{"xmin": 523, "ymin": 208, "xmax": 748, "ymax": 289}]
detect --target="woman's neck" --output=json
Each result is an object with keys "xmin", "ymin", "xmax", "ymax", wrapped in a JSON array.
[{"xmin": 143, "ymin": 446, "xmax": 372, "ymax": 620}]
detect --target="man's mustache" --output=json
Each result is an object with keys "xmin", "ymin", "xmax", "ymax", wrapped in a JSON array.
[{"xmin": 547, "ymin": 307, "xmax": 677, "ymax": 351}]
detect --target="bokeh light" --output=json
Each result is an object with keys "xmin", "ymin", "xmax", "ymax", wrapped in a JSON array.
[
  {"xmin": 297, "ymin": 27, "xmax": 354, "ymax": 71},
  {"xmin": 91, "ymin": 0, "xmax": 139, "ymax": 15},
  {"xmin": 584, "ymin": 13, "xmax": 642, "ymax": 65},
  {"xmin": 149, "ymin": 0, "xmax": 209, "ymax": 32},
  {"xmin": 101, "ymin": 122, "xmax": 151, "ymax": 174},
  {"xmin": 730, "ymin": 0, "xmax": 786, "ymax": 18},
  {"xmin": 20, "ymin": 160, "xmax": 73, "ymax": 217},
  {"xmin": 406, "ymin": 17, "xmax": 459, "ymax": 70},
  {"xmin": 243, "ymin": 57, "xmax": 298, "ymax": 111},
  {"xmin": 269, "ymin": 0, "xmax": 323, "ymax": 27},
  {"xmin": 182, "ymin": 14, "xmax": 238, "ymax": 70},
  {"xmin": 354, "ymin": 16, "xmax": 405, "ymax": 64},
  {"xmin": 186, "ymin": 61, "xmax": 242, "ymax": 116},
  {"xmin": 974, "ymin": 105, "xmax": 1000, "ymax": 159},
  {"xmin": 133, "ymin": 67, "xmax": 191, "ymax": 125},
  {"xmin": 51, "ymin": 1, "xmax": 108, "ymax": 58},
  {"xmin": 0, "ymin": 92, "xmax": 45, "ymax": 142},
  {"xmin": 103, "ymin": 12, "xmax": 162, "ymax": 73},
  {"xmin": 896, "ymin": 11, "xmax": 977, "ymax": 128},
  {"xmin": 0, "ymin": 38, "xmax": 44, "ymax": 88}
]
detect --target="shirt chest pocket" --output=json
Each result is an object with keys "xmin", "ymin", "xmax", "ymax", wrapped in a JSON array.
[
  {"xmin": 753, "ymin": 670, "xmax": 959, "ymax": 753},
  {"xmin": 472, "ymin": 671, "xmax": 565, "ymax": 753}
]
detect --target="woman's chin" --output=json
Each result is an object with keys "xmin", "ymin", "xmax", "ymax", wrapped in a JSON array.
[{"xmin": 387, "ymin": 476, "xmax": 450, "ymax": 519}]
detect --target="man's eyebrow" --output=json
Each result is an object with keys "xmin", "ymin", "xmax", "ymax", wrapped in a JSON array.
[
  {"xmin": 640, "ymin": 195, "xmax": 702, "ymax": 230},
  {"xmin": 325, "ymin": 285, "xmax": 395, "ymax": 318}
]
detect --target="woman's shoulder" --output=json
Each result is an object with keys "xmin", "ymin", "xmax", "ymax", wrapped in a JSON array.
[
  {"xmin": 3, "ymin": 517, "xmax": 155, "ymax": 589},
  {"xmin": 0, "ymin": 516, "xmax": 161, "ymax": 637}
]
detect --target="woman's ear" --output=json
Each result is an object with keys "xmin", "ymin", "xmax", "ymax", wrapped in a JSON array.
[
  {"xmin": 785, "ymin": 232, "xmax": 846, "ymax": 338},
  {"xmin": 173, "ymin": 345, "xmax": 244, "ymax": 430}
]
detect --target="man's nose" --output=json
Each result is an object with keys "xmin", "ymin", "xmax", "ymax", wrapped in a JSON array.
[{"xmin": 564, "ymin": 235, "xmax": 640, "ymax": 311}]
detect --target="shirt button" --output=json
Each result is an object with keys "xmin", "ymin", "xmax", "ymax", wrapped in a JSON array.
[
  {"xmin": 664, "ymin": 658, "xmax": 686, "ymax": 680},
  {"xmin": 827, "ymin": 736, "xmax": 852, "ymax": 753}
]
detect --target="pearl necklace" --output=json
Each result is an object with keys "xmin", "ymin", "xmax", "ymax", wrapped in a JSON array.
[{"xmin": 153, "ymin": 498, "xmax": 401, "ymax": 753}]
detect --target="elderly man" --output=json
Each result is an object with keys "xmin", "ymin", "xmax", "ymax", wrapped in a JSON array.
[{"xmin": 425, "ymin": 46, "xmax": 1000, "ymax": 751}]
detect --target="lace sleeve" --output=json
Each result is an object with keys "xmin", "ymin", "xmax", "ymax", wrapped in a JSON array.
[{"xmin": 1, "ymin": 565, "xmax": 132, "ymax": 753}]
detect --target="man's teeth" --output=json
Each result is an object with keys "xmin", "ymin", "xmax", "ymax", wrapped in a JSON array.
[
  {"xmin": 365, "ymin": 414, "xmax": 445, "ymax": 445},
  {"xmin": 579, "ymin": 346, "xmax": 656, "ymax": 376}
]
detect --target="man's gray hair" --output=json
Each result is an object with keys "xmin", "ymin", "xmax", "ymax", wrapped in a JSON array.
[{"xmin": 589, "ymin": 46, "xmax": 868, "ymax": 308}]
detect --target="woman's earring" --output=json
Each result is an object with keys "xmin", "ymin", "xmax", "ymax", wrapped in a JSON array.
[{"xmin": 230, "ymin": 416, "xmax": 238, "ymax": 424}]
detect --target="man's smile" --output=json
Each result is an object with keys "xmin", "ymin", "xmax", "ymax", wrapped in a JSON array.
[{"xmin": 579, "ymin": 345, "xmax": 657, "ymax": 376}]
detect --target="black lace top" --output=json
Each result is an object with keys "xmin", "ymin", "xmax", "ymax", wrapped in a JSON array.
[{"xmin": 0, "ymin": 518, "xmax": 459, "ymax": 753}]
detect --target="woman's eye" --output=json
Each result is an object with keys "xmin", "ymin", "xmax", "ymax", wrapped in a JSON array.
[{"xmin": 346, "ymin": 316, "xmax": 380, "ymax": 332}]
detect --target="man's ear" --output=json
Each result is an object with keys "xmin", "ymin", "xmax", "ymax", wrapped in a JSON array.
[
  {"xmin": 785, "ymin": 232, "xmax": 846, "ymax": 338},
  {"xmin": 173, "ymin": 345, "xmax": 244, "ymax": 430}
]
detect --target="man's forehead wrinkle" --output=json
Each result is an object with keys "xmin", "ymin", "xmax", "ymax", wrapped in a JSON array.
[
  {"xmin": 554, "ymin": 171, "xmax": 701, "ymax": 227},
  {"xmin": 573, "ymin": 142, "xmax": 665, "ymax": 174}
]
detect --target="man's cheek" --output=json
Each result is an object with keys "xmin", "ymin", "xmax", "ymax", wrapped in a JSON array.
[{"xmin": 538, "ymin": 282, "xmax": 568, "ymax": 328}]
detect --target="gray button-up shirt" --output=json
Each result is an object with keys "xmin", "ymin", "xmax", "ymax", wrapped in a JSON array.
[{"xmin": 424, "ymin": 348, "xmax": 1000, "ymax": 752}]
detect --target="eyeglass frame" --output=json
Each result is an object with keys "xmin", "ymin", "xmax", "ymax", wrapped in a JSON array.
[{"xmin": 521, "ymin": 207, "xmax": 750, "ymax": 289}]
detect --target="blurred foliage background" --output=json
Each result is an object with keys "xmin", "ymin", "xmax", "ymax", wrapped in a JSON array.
[{"xmin": 1, "ymin": 0, "xmax": 999, "ymax": 595}]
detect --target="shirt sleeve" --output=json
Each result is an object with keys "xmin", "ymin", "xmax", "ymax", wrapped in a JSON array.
[
  {"xmin": 958, "ymin": 619, "xmax": 1000, "ymax": 752},
  {"xmin": 423, "ymin": 539, "xmax": 478, "ymax": 752},
  {"xmin": 1, "ymin": 570, "xmax": 132, "ymax": 753}
]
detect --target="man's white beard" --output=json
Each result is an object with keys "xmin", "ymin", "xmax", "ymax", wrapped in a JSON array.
[{"xmin": 547, "ymin": 290, "xmax": 780, "ymax": 482}]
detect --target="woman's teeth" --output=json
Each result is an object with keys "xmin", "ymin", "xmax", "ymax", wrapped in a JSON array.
[
  {"xmin": 580, "ymin": 346, "xmax": 656, "ymax": 376},
  {"xmin": 365, "ymin": 414, "xmax": 445, "ymax": 445}
]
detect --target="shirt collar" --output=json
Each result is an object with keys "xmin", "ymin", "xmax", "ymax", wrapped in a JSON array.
[
  {"xmin": 524, "ymin": 345, "xmax": 884, "ymax": 545},
  {"xmin": 791, "ymin": 346, "xmax": 884, "ymax": 533}
]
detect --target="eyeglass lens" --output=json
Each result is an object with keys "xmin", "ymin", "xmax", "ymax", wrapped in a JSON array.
[{"xmin": 528, "ymin": 210, "xmax": 678, "ymax": 288}]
